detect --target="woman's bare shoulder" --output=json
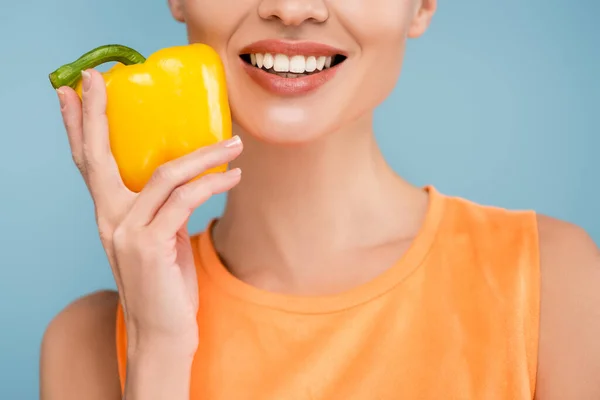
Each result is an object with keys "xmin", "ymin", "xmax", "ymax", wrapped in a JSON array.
[
  {"xmin": 40, "ymin": 290, "xmax": 121, "ymax": 400},
  {"xmin": 535, "ymin": 214, "xmax": 600, "ymax": 399}
]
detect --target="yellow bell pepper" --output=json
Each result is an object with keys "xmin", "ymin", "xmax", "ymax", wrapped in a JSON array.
[{"xmin": 49, "ymin": 44, "xmax": 232, "ymax": 192}]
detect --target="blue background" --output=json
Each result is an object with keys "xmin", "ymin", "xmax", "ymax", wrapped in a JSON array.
[{"xmin": 0, "ymin": 0, "xmax": 598, "ymax": 397}]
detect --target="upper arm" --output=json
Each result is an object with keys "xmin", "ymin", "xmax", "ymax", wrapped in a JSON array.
[
  {"xmin": 535, "ymin": 215, "xmax": 600, "ymax": 400},
  {"xmin": 40, "ymin": 290, "xmax": 122, "ymax": 400}
]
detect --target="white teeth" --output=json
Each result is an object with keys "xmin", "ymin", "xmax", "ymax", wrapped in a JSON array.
[
  {"xmin": 247, "ymin": 53, "xmax": 341, "ymax": 74},
  {"xmin": 273, "ymin": 54, "xmax": 290, "ymax": 72},
  {"xmin": 289, "ymin": 55, "xmax": 306, "ymax": 73},
  {"xmin": 316, "ymin": 56, "xmax": 326, "ymax": 71},
  {"xmin": 263, "ymin": 53, "xmax": 274, "ymax": 69},
  {"xmin": 305, "ymin": 56, "xmax": 317, "ymax": 72}
]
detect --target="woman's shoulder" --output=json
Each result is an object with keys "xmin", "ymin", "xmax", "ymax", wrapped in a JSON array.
[
  {"xmin": 534, "ymin": 214, "xmax": 600, "ymax": 399},
  {"xmin": 440, "ymin": 190, "xmax": 537, "ymax": 228},
  {"xmin": 439, "ymin": 190, "xmax": 600, "ymax": 398},
  {"xmin": 434, "ymin": 191, "xmax": 540, "ymax": 258},
  {"xmin": 40, "ymin": 290, "xmax": 121, "ymax": 399},
  {"xmin": 438, "ymin": 190, "xmax": 597, "ymax": 255}
]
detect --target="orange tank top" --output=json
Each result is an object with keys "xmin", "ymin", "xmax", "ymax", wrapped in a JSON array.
[{"xmin": 115, "ymin": 186, "xmax": 540, "ymax": 399}]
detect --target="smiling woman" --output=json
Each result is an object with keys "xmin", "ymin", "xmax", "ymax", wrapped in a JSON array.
[{"xmin": 39, "ymin": 0, "xmax": 600, "ymax": 400}]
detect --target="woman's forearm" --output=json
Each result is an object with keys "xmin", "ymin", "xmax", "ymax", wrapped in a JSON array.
[{"xmin": 124, "ymin": 345, "xmax": 195, "ymax": 400}]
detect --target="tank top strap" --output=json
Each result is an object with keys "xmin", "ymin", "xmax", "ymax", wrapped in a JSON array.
[{"xmin": 429, "ymin": 193, "xmax": 541, "ymax": 393}]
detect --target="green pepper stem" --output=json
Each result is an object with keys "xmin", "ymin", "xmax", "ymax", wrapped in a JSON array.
[{"xmin": 48, "ymin": 44, "xmax": 147, "ymax": 89}]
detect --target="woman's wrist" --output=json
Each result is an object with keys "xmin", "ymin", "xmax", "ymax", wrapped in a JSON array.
[
  {"xmin": 126, "ymin": 321, "xmax": 199, "ymax": 360},
  {"xmin": 127, "ymin": 333, "xmax": 198, "ymax": 360},
  {"xmin": 124, "ymin": 344, "xmax": 196, "ymax": 400}
]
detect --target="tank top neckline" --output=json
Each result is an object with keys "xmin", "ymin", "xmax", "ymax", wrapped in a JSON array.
[{"xmin": 196, "ymin": 185, "xmax": 447, "ymax": 314}]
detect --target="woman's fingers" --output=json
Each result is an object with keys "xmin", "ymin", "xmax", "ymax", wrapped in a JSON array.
[
  {"xmin": 57, "ymin": 77, "xmax": 130, "ymax": 296},
  {"xmin": 81, "ymin": 70, "xmax": 110, "ymax": 169},
  {"xmin": 126, "ymin": 136, "xmax": 243, "ymax": 226},
  {"xmin": 149, "ymin": 168, "xmax": 242, "ymax": 234},
  {"xmin": 57, "ymin": 86, "xmax": 85, "ymax": 176},
  {"xmin": 79, "ymin": 69, "xmax": 128, "ymax": 204}
]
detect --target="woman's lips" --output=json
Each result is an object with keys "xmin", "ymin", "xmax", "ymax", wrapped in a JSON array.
[
  {"xmin": 239, "ymin": 40, "xmax": 346, "ymax": 97},
  {"xmin": 240, "ymin": 60, "xmax": 342, "ymax": 97},
  {"xmin": 239, "ymin": 40, "xmax": 346, "ymax": 58}
]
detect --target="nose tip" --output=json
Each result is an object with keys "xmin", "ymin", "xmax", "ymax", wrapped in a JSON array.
[{"xmin": 258, "ymin": 0, "xmax": 329, "ymax": 26}]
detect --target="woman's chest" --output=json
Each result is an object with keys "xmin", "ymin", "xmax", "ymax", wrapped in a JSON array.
[{"xmin": 190, "ymin": 300, "xmax": 533, "ymax": 400}]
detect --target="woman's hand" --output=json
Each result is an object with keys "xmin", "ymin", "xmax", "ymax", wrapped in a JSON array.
[{"xmin": 55, "ymin": 69, "xmax": 242, "ymax": 394}]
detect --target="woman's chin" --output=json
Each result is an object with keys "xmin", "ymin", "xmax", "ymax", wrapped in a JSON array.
[
  {"xmin": 241, "ymin": 125, "xmax": 326, "ymax": 146},
  {"xmin": 231, "ymin": 110, "xmax": 333, "ymax": 145}
]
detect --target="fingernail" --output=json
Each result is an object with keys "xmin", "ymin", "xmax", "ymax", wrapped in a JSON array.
[
  {"xmin": 81, "ymin": 70, "xmax": 92, "ymax": 92},
  {"xmin": 224, "ymin": 135, "xmax": 242, "ymax": 148},
  {"xmin": 228, "ymin": 168, "xmax": 242, "ymax": 176},
  {"xmin": 56, "ymin": 89, "xmax": 65, "ymax": 110}
]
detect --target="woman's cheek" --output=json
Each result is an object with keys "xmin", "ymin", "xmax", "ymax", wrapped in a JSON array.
[
  {"xmin": 332, "ymin": 0, "xmax": 415, "ymax": 41},
  {"xmin": 182, "ymin": 0, "xmax": 243, "ymax": 48}
]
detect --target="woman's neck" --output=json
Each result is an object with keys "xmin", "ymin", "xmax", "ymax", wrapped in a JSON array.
[{"xmin": 212, "ymin": 113, "xmax": 429, "ymax": 293}]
